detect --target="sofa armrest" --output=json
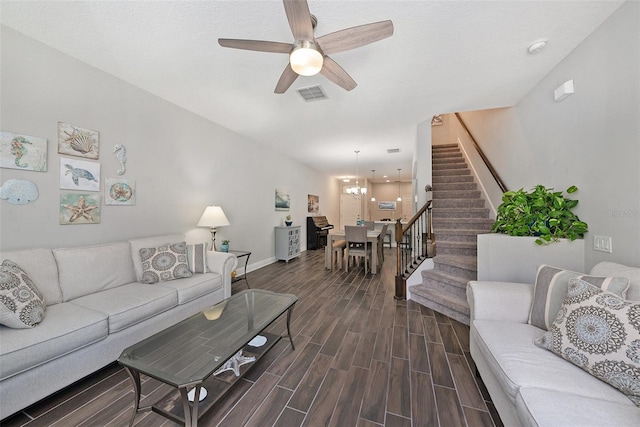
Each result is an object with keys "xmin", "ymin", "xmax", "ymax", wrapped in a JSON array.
[
  {"xmin": 206, "ymin": 251, "xmax": 238, "ymax": 299},
  {"xmin": 467, "ymin": 281, "xmax": 533, "ymax": 323}
]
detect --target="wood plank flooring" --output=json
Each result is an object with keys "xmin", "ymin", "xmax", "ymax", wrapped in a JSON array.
[{"xmin": 2, "ymin": 249, "xmax": 503, "ymax": 427}]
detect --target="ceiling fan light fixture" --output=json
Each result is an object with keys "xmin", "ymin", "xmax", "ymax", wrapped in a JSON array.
[{"xmin": 290, "ymin": 41, "xmax": 323, "ymax": 76}]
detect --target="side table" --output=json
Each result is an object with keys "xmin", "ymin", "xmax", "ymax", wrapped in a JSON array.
[{"xmin": 228, "ymin": 250, "xmax": 251, "ymax": 288}]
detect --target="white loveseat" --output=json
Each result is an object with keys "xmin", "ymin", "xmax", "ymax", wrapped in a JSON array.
[
  {"xmin": 467, "ymin": 262, "xmax": 640, "ymax": 426},
  {"xmin": 0, "ymin": 233, "xmax": 237, "ymax": 420}
]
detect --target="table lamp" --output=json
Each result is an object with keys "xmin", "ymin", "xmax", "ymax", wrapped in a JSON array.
[{"xmin": 197, "ymin": 206, "xmax": 230, "ymax": 251}]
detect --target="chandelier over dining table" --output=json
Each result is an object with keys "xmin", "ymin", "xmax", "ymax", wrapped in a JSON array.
[{"xmin": 346, "ymin": 150, "xmax": 367, "ymax": 198}]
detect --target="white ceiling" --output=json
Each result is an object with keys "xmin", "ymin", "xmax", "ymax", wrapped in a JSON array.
[{"xmin": 0, "ymin": 0, "xmax": 624, "ymax": 182}]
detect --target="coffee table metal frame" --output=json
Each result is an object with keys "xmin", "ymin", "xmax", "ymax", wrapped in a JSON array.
[{"xmin": 118, "ymin": 289, "xmax": 297, "ymax": 427}]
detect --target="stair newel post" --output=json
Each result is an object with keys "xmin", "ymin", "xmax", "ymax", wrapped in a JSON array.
[{"xmin": 394, "ymin": 219, "xmax": 406, "ymax": 300}]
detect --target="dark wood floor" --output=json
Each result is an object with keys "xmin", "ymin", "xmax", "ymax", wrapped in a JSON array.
[{"xmin": 3, "ymin": 248, "xmax": 502, "ymax": 427}]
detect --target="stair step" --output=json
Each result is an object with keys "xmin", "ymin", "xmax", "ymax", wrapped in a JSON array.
[
  {"xmin": 432, "ymin": 157, "xmax": 465, "ymax": 164},
  {"xmin": 432, "ymin": 143, "xmax": 459, "ymax": 150},
  {"xmin": 432, "ymin": 175, "xmax": 475, "ymax": 184},
  {"xmin": 432, "ymin": 218, "xmax": 494, "ymax": 230},
  {"xmin": 422, "ymin": 269, "xmax": 469, "ymax": 292},
  {"xmin": 433, "ymin": 190, "xmax": 481, "ymax": 199},
  {"xmin": 433, "ymin": 162, "xmax": 467, "ymax": 170},
  {"xmin": 432, "ymin": 169, "xmax": 471, "ymax": 176},
  {"xmin": 410, "ymin": 287, "xmax": 470, "ymax": 325},
  {"xmin": 435, "ymin": 229, "xmax": 485, "ymax": 243},
  {"xmin": 432, "ymin": 182, "xmax": 478, "ymax": 191},
  {"xmin": 432, "ymin": 152, "xmax": 462, "ymax": 160},
  {"xmin": 435, "ymin": 240, "xmax": 478, "ymax": 256},
  {"xmin": 432, "ymin": 208, "xmax": 490, "ymax": 219},
  {"xmin": 432, "ymin": 198, "xmax": 486, "ymax": 208},
  {"xmin": 434, "ymin": 254, "xmax": 477, "ymax": 271}
]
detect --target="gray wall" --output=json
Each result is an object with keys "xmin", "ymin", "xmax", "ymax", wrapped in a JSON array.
[
  {"xmin": 459, "ymin": 0, "xmax": 640, "ymax": 269},
  {"xmin": 0, "ymin": 26, "xmax": 336, "ymax": 269}
]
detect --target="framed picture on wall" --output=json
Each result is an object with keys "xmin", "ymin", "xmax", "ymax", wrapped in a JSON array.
[
  {"xmin": 308, "ymin": 194, "xmax": 319, "ymax": 213},
  {"xmin": 0, "ymin": 131, "xmax": 48, "ymax": 172},
  {"xmin": 275, "ymin": 188, "xmax": 290, "ymax": 211},
  {"xmin": 378, "ymin": 201, "xmax": 396, "ymax": 210}
]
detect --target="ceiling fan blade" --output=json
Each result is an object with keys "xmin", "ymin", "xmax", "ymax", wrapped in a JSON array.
[
  {"xmin": 274, "ymin": 64, "xmax": 299, "ymax": 94},
  {"xmin": 283, "ymin": 0, "xmax": 314, "ymax": 41},
  {"xmin": 218, "ymin": 39, "xmax": 293, "ymax": 54},
  {"xmin": 320, "ymin": 56, "xmax": 357, "ymax": 91},
  {"xmin": 317, "ymin": 20, "xmax": 394, "ymax": 55}
]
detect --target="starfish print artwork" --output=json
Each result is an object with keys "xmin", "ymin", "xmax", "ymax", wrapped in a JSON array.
[{"xmin": 61, "ymin": 194, "xmax": 100, "ymax": 224}]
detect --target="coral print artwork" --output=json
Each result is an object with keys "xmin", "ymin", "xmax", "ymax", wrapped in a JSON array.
[
  {"xmin": 57, "ymin": 122, "xmax": 99, "ymax": 160},
  {"xmin": 59, "ymin": 157, "xmax": 100, "ymax": 192},
  {"xmin": 0, "ymin": 131, "xmax": 48, "ymax": 172}
]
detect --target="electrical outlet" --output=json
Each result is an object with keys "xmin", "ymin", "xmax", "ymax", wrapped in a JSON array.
[{"xmin": 594, "ymin": 236, "xmax": 613, "ymax": 253}]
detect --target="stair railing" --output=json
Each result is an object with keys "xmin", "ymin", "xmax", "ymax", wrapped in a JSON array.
[
  {"xmin": 454, "ymin": 112, "xmax": 508, "ymax": 193},
  {"xmin": 395, "ymin": 199, "xmax": 432, "ymax": 299}
]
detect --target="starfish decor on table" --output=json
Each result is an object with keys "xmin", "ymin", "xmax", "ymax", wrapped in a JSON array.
[{"xmin": 213, "ymin": 350, "xmax": 256, "ymax": 377}]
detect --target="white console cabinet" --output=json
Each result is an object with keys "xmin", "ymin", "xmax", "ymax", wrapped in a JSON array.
[{"xmin": 275, "ymin": 226, "xmax": 301, "ymax": 262}]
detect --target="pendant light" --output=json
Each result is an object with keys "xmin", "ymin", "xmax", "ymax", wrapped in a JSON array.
[
  {"xmin": 346, "ymin": 150, "xmax": 367, "ymax": 199},
  {"xmin": 396, "ymin": 168, "xmax": 402, "ymax": 202},
  {"xmin": 370, "ymin": 170, "xmax": 376, "ymax": 202}
]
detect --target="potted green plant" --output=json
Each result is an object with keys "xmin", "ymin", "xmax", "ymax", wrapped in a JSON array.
[
  {"xmin": 478, "ymin": 185, "xmax": 589, "ymax": 284},
  {"xmin": 491, "ymin": 185, "xmax": 588, "ymax": 245},
  {"xmin": 220, "ymin": 240, "xmax": 230, "ymax": 252},
  {"xmin": 285, "ymin": 215, "xmax": 292, "ymax": 226}
]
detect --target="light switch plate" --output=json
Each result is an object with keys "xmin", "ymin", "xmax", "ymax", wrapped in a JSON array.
[{"xmin": 594, "ymin": 235, "xmax": 613, "ymax": 253}]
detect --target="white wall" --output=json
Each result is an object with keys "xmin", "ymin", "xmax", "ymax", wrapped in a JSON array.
[
  {"xmin": 0, "ymin": 26, "xmax": 335, "ymax": 269},
  {"xmin": 459, "ymin": 0, "xmax": 640, "ymax": 269}
]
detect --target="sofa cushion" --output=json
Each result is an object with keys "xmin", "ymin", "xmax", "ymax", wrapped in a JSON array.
[
  {"xmin": 529, "ymin": 264, "xmax": 629, "ymax": 330},
  {"xmin": 516, "ymin": 387, "xmax": 640, "ymax": 427},
  {"xmin": 591, "ymin": 262, "xmax": 640, "ymax": 301},
  {"xmin": 471, "ymin": 320, "xmax": 632, "ymax": 405},
  {"xmin": 54, "ymin": 242, "xmax": 136, "ymax": 301},
  {"xmin": 156, "ymin": 272, "xmax": 222, "ymax": 305},
  {"xmin": 0, "ymin": 260, "xmax": 46, "ymax": 328},
  {"xmin": 187, "ymin": 242, "xmax": 209, "ymax": 274},
  {"xmin": 139, "ymin": 241, "xmax": 192, "ymax": 284},
  {"xmin": 535, "ymin": 278, "xmax": 640, "ymax": 406},
  {"xmin": 0, "ymin": 249, "xmax": 62, "ymax": 305},
  {"xmin": 0, "ymin": 302, "xmax": 108, "ymax": 381},
  {"xmin": 129, "ymin": 234, "xmax": 185, "ymax": 282},
  {"xmin": 70, "ymin": 283, "xmax": 177, "ymax": 333}
]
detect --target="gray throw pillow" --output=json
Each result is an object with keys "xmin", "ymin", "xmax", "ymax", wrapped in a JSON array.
[
  {"xmin": 187, "ymin": 242, "xmax": 208, "ymax": 274},
  {"xmin": 535, "ymin": 278, "xmax": 640, "ymax": 406},
  {"xmin": 528, "ymin": 265, "xmax": 630, "ymax": 330},
  {"xmin": 0, "ymin": 259, "xmax": 46, "ymax": 328},
  {"xmin": 139, "ymin": 242, "xmax": 192, "ymax": 284}
]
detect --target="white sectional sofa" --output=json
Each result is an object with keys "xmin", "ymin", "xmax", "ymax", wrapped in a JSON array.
[
  {"xmin": 0, "ymin": 233, "xmax": 237, "ymax": 420},
  {"xmin": 467, "ymin": 262, "xmax": 640, "ymax": 426}
]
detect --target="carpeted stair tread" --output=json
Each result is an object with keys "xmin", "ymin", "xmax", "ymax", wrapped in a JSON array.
[
  {"xmin": 421, "ymin": 269, "xmax": 469, "ymax": 290},
  {"xmin": 434, "ymin": 254, "xmax": 477, "ymax": 270},
  {"xmin": 432, "ymin": 198, "xmax": 486, "ymax": 208},
  {"xmin": 432, "ymin": 168, "xmax": 471, "ymax": 176},
  {"xmin": 432, "ymin": 175, "xmax": 475, "ymax": 184},
  {"xmin": 433, "ymin": 190, "xmax": 481, "ymax": 199},
  {"xmin": 410, "ymin": 287, "xmax": 470, "ymax": 325},
  {"xmin": 432, "ymin": 217, "xmax": 494, "ymax": 230},
  {"xmin": 433, "ymin": 162, "xmax": 467, "ymax": 170},
  {"xmin": 432, "ymin": 182, "xmax": 478, "ymax": 191},
  {"xmin": 432, "ymin": 207, "xmax": 490, "ymax": 219},
  {"xmin": 435, "ymin": 240, "xmax": 478, "ymax": 256}
]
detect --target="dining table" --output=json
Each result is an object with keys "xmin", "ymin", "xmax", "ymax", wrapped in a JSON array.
[{"xmin": 324, "ymin": 229, "xmax": 382, "ymax": 274}]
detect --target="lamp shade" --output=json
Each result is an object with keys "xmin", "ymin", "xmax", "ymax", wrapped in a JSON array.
[{"xmin": 197, "ymin": 206, "xmax": 230, "ymax": 228}]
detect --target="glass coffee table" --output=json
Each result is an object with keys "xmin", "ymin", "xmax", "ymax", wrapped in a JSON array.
[{"xmin": 118, "ymin": 289, "xmax": 297, "ymax": 427}]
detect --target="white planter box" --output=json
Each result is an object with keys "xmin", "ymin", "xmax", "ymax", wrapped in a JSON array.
[{"xmin": 477, "ymin": 233, "xmax": 585, "ymax": 284}]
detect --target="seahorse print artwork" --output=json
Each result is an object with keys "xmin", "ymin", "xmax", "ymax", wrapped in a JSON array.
[
  {"xmin": 10, "ymin": 136, "xmax": 32, "ymax": 168},
  {"xmin": 64, "ymin": 164, "xmax": 98, "ymax": 186},
  {"xmin": 114, "ymin": 144, "xmax": 126, "ymax": 175}
]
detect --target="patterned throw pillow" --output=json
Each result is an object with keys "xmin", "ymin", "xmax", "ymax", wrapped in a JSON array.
[
  {"xmin": 535, "ymin": 278, "xmax": 640, "ymax": 406},
  {"xmin": 186, "ymin": 242, "xmax": 208, "ymax": 274},
  {"xmin": 528, "ymin": 265, "xmax": 630, "ymax": 330},
  {"xmin": 0, "ymin": 259, "xmax": 46, "ymax": 328},
  {"xmin": 139, "ymin": 242, "xmax": 192, "ymax": 284}
]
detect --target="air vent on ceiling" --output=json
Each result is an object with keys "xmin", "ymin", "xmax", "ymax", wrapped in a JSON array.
[
  {"xmin": 387, "ymin": 148, "xmax": 400, "ymax": 153},
  {"xmin": 296, "ymin": 85, "xmax": 328, "ymax": 102}
]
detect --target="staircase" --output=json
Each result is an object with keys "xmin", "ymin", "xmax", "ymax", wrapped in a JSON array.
[{"xmin": 409, "ymin": 143, "xmax": 493, "ymax": 325}]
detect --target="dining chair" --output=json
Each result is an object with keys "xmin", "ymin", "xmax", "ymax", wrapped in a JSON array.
[
  {"xmin": 364, "ymin": 221, "xmax": 375, "ymax": 230},
  {"xmin": 331, "ymin": 239, "xmax": 347, "ymax": 270},
  {"xmin": 378, "ymin": 223, "xmax": 389, "ymax": 263},
  {"xmin": 344, "ymin": 225, "xmax": 372, "ymax": 274}
]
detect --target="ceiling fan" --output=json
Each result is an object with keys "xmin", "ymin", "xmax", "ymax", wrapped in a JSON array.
[{"xmin": 218, "ymin": 0, "xmax": 394, "ymax": 94}]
